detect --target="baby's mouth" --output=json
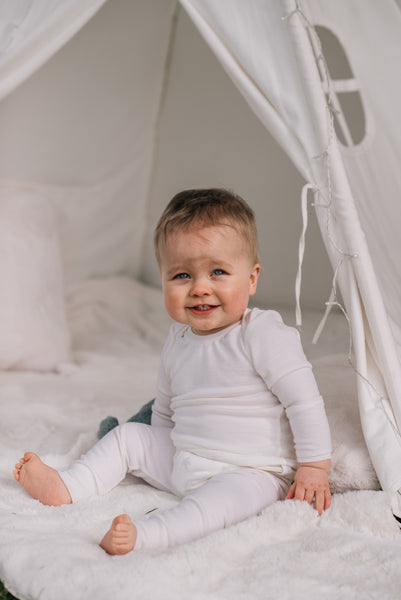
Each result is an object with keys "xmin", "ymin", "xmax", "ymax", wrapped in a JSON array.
[
  {"xmin": 193, "ymin": 304, "xmax": 214, "ymax": 311},
  {"xmin": 187, "ymin": 304, "xmax": 218, "ymax": 314}
]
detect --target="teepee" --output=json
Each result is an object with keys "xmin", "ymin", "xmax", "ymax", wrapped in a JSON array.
[{"xmin": 1, "ymin": 0, "xmax": 401, "ymax": 507}]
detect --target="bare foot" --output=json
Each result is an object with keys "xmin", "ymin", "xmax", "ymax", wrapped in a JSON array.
[
  {"xmin": 13, "ymin": 452, "xmax": 72, "ymax": 506},
  {"xmin": 100, "ymin": 514, "xmax": 137, "ymax": 555}
]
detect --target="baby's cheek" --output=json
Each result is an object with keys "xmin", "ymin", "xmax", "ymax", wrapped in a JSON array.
[
  {"xmin": 230, "ymin": 293, "xmax": 250, "ymax": 317},
  {"xmin": 164, "ymin": 289, "xmax": 185, "ymax": 321}
]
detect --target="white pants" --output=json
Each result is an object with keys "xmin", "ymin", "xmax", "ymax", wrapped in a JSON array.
[{"xmin": 59, "ymin": 423, "xmax": 289, "ymax": 550}]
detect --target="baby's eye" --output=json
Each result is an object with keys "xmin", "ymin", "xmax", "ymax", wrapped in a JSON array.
[
  {"xmin": 174, "ymin": 272, "xmax": 190, "ymax": 280},
  {"xmin": 212, "ymin": 269, "xmax": 226, "ymax": 276}
]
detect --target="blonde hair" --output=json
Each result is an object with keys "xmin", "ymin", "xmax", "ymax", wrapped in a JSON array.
[{"xmin": 154, "ymin": 188, "xmax": 260, "ymax": 265}]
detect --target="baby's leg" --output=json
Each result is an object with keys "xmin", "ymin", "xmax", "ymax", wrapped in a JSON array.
[
  {"xmin": 14, "ymin": 424, "xmax": 175, "ymax": 510},
  {"xmin": 14, "ymin": 452, "xmax": 72, "ymax": 506},
  {"xmin": 59, "ymin": 423, "xmax": 175, "ymax": 502},
  {"xmin": 133, "ymin": 468, "xmax": 288, "ymax": 550}
]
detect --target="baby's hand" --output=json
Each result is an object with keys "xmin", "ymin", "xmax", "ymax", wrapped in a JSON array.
[{"xmin": 285, "ymin": 459, "xmax": 331, "ymax": 515}]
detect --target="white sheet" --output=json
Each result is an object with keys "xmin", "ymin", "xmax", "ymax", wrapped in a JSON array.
[{"xmin": 1, "ymin": 277, "xmax": 399, "ymax": 600}]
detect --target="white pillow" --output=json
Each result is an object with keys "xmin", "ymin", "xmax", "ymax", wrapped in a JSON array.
[
  {"xmin": 6, "ymin": 169, "xmax": 147, "ymax": 285},
  {"xmin": 0, "ymin": 184, "xmax": 71, "ymax": 371}
]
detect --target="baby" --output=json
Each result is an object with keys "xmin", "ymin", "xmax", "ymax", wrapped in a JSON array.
[{"xmin": 14, "ymin": 188, "xmax": 331, "ymax": 555}]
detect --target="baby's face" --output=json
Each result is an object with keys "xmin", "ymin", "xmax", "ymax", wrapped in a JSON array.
[{"xmin": 159, "ymin": 225, "xmax": 260, "ymax": 335}]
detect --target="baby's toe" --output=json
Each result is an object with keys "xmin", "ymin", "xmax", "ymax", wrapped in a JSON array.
[
  {"xmin": 115, "ymin": 514, "xmax": 132, "ymax": 526},
  {"xmin": 23, "ymin": 452, "xmax": 35, "ymax": 462}
]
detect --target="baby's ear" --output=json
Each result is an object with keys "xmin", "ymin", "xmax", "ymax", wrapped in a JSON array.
[{"xmin": 249, "ymin": 264, "xmax": 260, "ymax": 296}]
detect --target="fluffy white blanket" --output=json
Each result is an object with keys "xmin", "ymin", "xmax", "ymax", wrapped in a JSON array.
[{"xmin": 1, "ymin": 278, "xmax": 400, "ymax": 600}]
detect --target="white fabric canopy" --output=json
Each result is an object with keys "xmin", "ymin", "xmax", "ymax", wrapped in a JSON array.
[
  {"xmin": 0, "ymin": 0, "xmax": 107, "ymax": 101},
  {"xmin": 1, "ymin": 0, "xmax": 401, "ymax": 497},
  {"xmin": 180, "ymin": 0, "xmax": 401, "ymax": 494}
]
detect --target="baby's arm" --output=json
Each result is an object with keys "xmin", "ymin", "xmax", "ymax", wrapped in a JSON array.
[
  {"xmin": 151, "ymin": 392, "xmax": 174, "ymax": 428},
  {"xmin": 243, "ymin": 310, "xmax": 331, "ymax": 514},
  {"xmin": 272, "ymin": 367, "xmax": 332, "ymax": 514},
  {"xmin": 285, "ymin": 459, "xmax": 331, "ymax": 515}
]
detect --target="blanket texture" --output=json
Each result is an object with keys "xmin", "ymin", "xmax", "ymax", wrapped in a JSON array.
[{"xmin": 0, "ymin": 278, "xmax": 400, "ymax": 600}]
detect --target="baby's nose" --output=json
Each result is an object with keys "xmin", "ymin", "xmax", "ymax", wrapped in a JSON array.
[{"xmin": 190, "ymin": 277, "xmax": 212, "ymax": 296}]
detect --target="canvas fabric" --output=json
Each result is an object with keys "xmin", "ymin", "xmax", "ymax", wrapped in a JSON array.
[
  {"xmin": 0, "ymin": 0, "xmax": 107, "ymax": 101},
  {"xmin": 181, "ymin": 0, "xmax": 401, "ymax": 493}
]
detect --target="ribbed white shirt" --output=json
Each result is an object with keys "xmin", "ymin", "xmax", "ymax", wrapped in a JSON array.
[{"xmin": 152, "ymin": 308, "xmax": 331, "ymax": 476}]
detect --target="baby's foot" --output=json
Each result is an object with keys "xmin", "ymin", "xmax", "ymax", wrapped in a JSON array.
[
  {"xmin": 100, "ymin": 514, "xmax": 137, "ymax": 555},
  {"xmin": 13, "ymin": 452, "xmax": 72, "ymax": 506}
]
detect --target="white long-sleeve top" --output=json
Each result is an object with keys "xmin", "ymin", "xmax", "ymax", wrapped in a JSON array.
[{"xmin": 152, "ymin": 308, "xmax": 331, "ymax": 478}]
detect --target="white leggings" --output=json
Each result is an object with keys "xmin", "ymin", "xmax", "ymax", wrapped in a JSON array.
[{"xmin": 59, "ymin": 423, "xmax": 289, "ymax": 550}]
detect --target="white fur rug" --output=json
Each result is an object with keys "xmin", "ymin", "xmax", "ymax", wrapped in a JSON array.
[{"xmin": 0, "ymin": 278, "xmax": 400, "ymax": 600}]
